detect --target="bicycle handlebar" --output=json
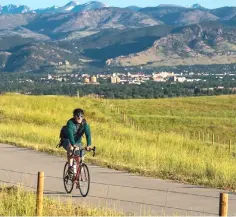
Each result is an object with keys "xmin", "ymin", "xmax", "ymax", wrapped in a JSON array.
[{"xmin": 71, "ymin": 146, "xmax": 96, "ymax": 157}]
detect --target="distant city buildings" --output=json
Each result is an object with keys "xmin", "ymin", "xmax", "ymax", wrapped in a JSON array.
[
  {"xmin": 42, "ymin": 71, "xmax": 205, "ymax": 86},
  {"xmin": 110, "ymin": 73, "xmax": 121, "ymax": 84},
  {"xmin": 83, "ymin": 71, "xmax": 188, "ymax": 84},
  {"xmin": 83, "ymin": 75, "xmax": 98, "ymax": 84}
]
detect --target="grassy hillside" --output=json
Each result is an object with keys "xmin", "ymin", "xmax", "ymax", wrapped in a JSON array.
[
  {"xmin": 0, "ymin": 94, "xmax": 236, "ymax": 189},
  {"xmin": 109, "ymin": 95, "xmax": 236, "ymax": 143}
]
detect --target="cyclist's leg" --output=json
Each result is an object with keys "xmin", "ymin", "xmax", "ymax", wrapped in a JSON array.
[
  {"xmin": 62, "ymin": 139, "xmax": 73, "ymax": 167},
  {"xmin": 74, "ymin": 143, "xmax": 83, "ymax": 164}
]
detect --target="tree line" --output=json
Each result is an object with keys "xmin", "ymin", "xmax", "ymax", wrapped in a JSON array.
[{"xmin": 1, "ymin": 74, "xmax": 236, "ymax": 99}]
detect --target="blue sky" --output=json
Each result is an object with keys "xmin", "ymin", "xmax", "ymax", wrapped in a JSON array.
[{"xmin": 0, "ymin": 0, "xmax": 235, "ymax": 9}]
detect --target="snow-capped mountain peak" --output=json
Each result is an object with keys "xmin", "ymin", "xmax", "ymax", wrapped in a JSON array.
[
  {"xmin": 63, "ymin": 1, "xmax": 79, "ymax": 11},
  {"xmin": 0, "ymin": 1, "xmax": 106, "ymax": 14},
  {"xmin": 72, "ymin": 1, "xmax": 107, "ymax": 12},
  {"xmin": 64, "ymin": 1, "xmax": 79, "ymax": 6},
  {"xmin": 66, "ymin": 6, "xmax": 74, "ymax": 11},
  {"xmin": 0, "ymin": 4, "xmax": 31, "ymax": 14}
]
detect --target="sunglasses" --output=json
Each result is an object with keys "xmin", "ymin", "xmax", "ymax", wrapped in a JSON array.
[{"xmin": 75, "ymin": 115, "xmax": 83, "ymax": 119}]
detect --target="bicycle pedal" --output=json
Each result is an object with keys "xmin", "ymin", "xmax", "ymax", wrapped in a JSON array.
[
  {"xmin": 68, "ymin": 174, "xmax": 74, "ymax": 180},
  {"xmin": 76, "ymin": 183, "xmax": 81, "ymax": 189}
]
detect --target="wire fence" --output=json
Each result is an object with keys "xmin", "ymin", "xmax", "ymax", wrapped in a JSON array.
[
  {"xmin": 0, "ymin": 168, "xmax": 231, "ymax": 216},
  {"xmin": 96, "ymin": 97, "xmax": 236, "ymax": 154},
  {"xmin": 0, "ymin": 168, "xmax": 220, "ymax": 199}
]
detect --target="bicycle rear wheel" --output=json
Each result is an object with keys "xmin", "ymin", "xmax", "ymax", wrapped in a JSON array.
[
  {"xmin": 63, "ymin": 162, "xmax": 74, "ymax": 193},
  {"xmin": 78, "ymin": 163, "xmax": 90, "ymax": 197}
]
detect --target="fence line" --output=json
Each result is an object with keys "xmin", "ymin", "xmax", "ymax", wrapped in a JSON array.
[
  {"xmin": 0, "ymin": 170, "xmax": 232, "ymax": 216},
  {"xmin": 0, "ymin": 178, "xmax": 217, "ymax": 216},
  {"xmin": 0, "ymin": 168, "xmax": 219, "ymax": 199},
  {"xmin": 98, "ymin": 97, "xmax": 141, "ymax": 132},
  {"xmin": 97, "ymin": 97, "xmax": 236, "ymax": 155},
  {"xmin": 36, "ymin": 197, "xmax": 215, "ymax": 216},
  {"xmin": 96, "ymin": 97, "xmax": 236, "ymax": 148},
  {"xmin": 84, "ymin": 194, "xmax": 217, "ymax": 215},
  {"xmin": 0, "ymin": 179, "xmax": 36, "ymax": 190}
]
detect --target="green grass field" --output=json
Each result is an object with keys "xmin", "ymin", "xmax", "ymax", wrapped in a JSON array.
[
  {"xmin": 0, "ymin": 186, "xmax": 122, "ymax": 216},
  {"xmin": 110, "ymin": 96, "xmax": 236, "ymax": 143},
  {"xmin": 1, "ymin": 93, "xmax": 236, "ymax": 189}
]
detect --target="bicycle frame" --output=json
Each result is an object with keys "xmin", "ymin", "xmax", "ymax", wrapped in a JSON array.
[
  {"xmin": 73, "ymin": 155, "xmax": 82, "ymax": 184},
  {"xmin": 70, "ymin": 147, "xmax": 96, "ymax": 184}
]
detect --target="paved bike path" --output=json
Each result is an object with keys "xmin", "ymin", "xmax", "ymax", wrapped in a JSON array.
[{"xmin": 1, "ymin": 143, "xmax": 236, "ymax": 216}]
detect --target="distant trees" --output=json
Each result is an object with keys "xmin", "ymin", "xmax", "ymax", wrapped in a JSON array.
[
  {"xmin": 0, "ymin": 80, "xmax": 235, "ymax": 99},
  {"xmin": 1, "ymin": 69, "xmax": 236, "ymax": 99}
]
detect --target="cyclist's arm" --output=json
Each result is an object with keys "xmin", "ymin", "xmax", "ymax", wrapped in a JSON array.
[
  {"xmin": 67, "ymin": 121, "xmax": 76, "ymax": 146},
  {"xmin": 84, "ymin": 123, "xmax": 92, "ymax": 147}
]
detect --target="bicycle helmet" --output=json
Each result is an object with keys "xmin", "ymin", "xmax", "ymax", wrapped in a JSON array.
[{"xmin": 73, "ymin": 108, "xmax": 84, "ymax": 118}]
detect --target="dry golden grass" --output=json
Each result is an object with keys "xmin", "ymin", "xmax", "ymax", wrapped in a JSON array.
[
  {"xmin": 1, "ymin": 94, "xmax": 236, "ymax": 189},
  {"xmin": 0, "ymin": 186, "xmax": 123, "ymax": 216}
]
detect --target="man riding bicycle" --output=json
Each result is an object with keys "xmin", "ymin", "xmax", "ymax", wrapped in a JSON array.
[{"xmin": 60, "ymin": 108, "xmax": 92, "ymax": 176}]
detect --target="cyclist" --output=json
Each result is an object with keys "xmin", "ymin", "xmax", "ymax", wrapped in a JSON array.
[{"xmin": 61, "ymin": 108, "xmax": 92, "ymax": 176}]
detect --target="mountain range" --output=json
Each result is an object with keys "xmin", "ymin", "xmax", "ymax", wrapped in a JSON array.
[
  {"xmin": 0, "ymin": 2, "xmax": 213, "ymax": 14},
  {"xmin": 0, "ymin": 1, "xmax": 236, "ymax": 72},
  {"xmin": 0, "ymin": 1, "xmax": 108, "ymax": 14}
]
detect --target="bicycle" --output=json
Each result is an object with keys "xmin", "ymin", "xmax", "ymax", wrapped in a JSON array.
[{"xmin": 63, "ymin": 146, "xmax": 96, "ymax": 197}]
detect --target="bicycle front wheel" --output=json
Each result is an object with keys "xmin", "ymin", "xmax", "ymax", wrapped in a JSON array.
[
  {"xmin": 63, "ymin": 162, "xmax": 74, "ymax": 194},
  {"xmin": 78, "ymin": 163, "xmax": 90, "ymax": 197}
]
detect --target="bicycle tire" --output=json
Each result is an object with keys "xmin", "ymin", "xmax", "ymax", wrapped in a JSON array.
[
  {"xmin": 63, "ymin": 162, "xmax": 74, "ymax": 194},
  {"xmin": 78, "ymin": 163, "xmax": 90, "ymax": 197}
]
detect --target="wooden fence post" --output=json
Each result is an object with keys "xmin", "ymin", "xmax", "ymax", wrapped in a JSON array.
[
  {"xmin": 36, "ymin": 172, "xmax": 44, "ymax": 216},
  {"xmin": 219, "ymin": 193, "xmax": 228, "ymax": 216},
  {"xmin": 212, "ymin": 133, "xmax": 215, "ymax": 146},
  {"xmin": 198, "ymin": 131, "xmax": 201, "ymax": 141},
  {"xmin": 229, "ymin": 140, "xmax": 232, "ymax": 153}
]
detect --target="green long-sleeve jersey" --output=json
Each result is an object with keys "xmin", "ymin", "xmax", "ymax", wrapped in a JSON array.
[{"xmin": 66, "ymin": 118, "xmax": 91, "ymax": 146}]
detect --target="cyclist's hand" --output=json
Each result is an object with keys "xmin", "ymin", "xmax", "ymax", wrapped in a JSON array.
[{"xmin": 85, "ymin": 146, "xmax": 92, "ymax": 151}]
